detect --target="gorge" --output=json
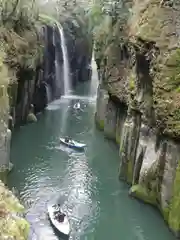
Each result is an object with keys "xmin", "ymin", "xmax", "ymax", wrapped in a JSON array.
[{"xmin": 0, "ymin": 0, "xmax": 180, "ymax": 239}]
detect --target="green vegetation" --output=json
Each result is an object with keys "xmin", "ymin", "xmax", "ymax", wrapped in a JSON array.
[
  {"xmin": 0, "ymin": 0, "xmax": 42, "ymax": 71},
  {"xmin": 127, "ymin": 160, "xmax": 133, "ymax": 184},
  {"xmin": 0, "ymin": 180, "xmax": 29, "ymax": 239},
  {"xmin": 95, "ymin": 113, "xmax": 104, "ymax": 130},
  {"xmin": 154, "ymin": 48, "xmax": 180, "ymax": 138},
  {"xmin": 89, "ymin": 0, "xmax": 130, "ymax": 64},
  {"xmin": 128, "ymin": 70, "xmax": 136, "ymax": 92},
  {"xmin": 130, "ymin": 185, "xmax": 157, "ymax": 205},
  {"xmin": 130, "ymin": 160, "xmax": 160, "ymax": 203},
  {"xmin": 0, "ymin": 0, "xmax": 93, "ymax": 84},
  {"xmin": 162, "ymin": 206, "xmax": 170, "ymax": 223},
  {"xmin": 168, "ymin": 161, "xmax": 180, "ymax": 233}
]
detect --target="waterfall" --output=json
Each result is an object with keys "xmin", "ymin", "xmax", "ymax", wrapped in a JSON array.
[
  {"xmin": 89, "ymin": 53, "xmax": 98, "ymax": 97},
  {"xmin": 58, "ymin": 26, "xmax": 71, "ymax": 95}
]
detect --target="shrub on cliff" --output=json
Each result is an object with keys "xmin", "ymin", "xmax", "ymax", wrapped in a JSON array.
[
  {"xmin": 0, "ymin": 181, "xmax": 29, "ymax": 240},
  {"xmin": 88, "ymin": 0, "xmax": 130, "ymax": 67},
  {"xmin": 56, "ymin": 0, "xmax": 93, "ymax": 46},
  {"xmin": 40, "ymin": 0, "xmax": 94, "ymax": 64},
  {"xmin": 0, "ymin": 0, "xmax": 42, "ymax": 73}
]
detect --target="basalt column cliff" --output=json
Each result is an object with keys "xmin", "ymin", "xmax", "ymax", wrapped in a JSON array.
[{"xmin": 95, "ymin": 0, "xmax": 180, "ymax": 237}]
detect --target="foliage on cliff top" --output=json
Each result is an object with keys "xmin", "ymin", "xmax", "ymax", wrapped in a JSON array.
[
  {"xmin": 0, "ymin": 0, "xmax": 42, "ymax": 74},
  {"xmin": 91, "ymin": 0, "xmax": 131, "ymax": 101},
  {"xmin": 40, "ymin": 0, "xmax": 94, "ymax": 56},
  {"xmin": 129, "ymin": 0, "xmax": 179, "ymax": 49},
  {"xmin": 0, "ymin": 181, "xmax": 29, "ymax": 240}
]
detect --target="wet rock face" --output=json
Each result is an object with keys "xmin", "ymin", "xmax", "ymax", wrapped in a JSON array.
[
  {"xmin": 104, "ymin": 99, "xmax": 117, "ymax": 139},
  {"xmin": 95, "ymin": 85, "xmax": 109, "ymax": 130},
  {"xmin": 119, "ymin": 110, "xmax": 141, "ymax": 184},
  {"xmin": 95, "ymin": 0, "xmax": 180, "ymax": 236},
  {"xmin": 15, "ymin": 68, "xmax": 37, "ymax": 125}
]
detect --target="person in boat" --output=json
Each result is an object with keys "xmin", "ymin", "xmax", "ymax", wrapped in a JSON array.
[
  {"xmin": 64, "ymin": 137, "xmax": 72, "ymax": 143},
  {"xmin": 74, "ymin": 101, "xmax": 80, "ymax": 109},
  {"xmin": 54, "ymin": 211, "xmax": 66, "ymax": 223}
]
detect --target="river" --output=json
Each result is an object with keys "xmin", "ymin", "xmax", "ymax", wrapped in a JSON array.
[{"xmin": 8, "ymin": 66, "xmax": 175, "ymax": 240}]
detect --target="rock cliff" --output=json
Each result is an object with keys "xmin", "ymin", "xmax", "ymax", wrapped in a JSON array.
[
  {"xmin": 95, "ymin": 0, "xmax": 180, "ymax": 237},
  {"xmin": 0, "ymin": 57, "xmax": 28, "ymax": 239}
]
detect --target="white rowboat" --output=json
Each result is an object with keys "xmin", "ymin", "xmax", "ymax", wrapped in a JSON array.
[
  {"xmin": 48, "ymin": 204, "xmax": 70, "ymax": 236},
  {"xmin": 60, "ymin": 138, "xmax": 86, "ymax": 150}
]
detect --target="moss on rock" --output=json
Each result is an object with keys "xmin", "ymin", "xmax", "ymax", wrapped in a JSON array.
[
  {"xmin": 27, "ymin": 113, "xmax": 37, "ymax": 123},
  {"xmin": 0, "ymin": 181, "xmax": 29, "ymax": 239},
  {"xmin": 162, "ymin": 206, "xmax": 170, "ymax": 223},
  {"xmin": 130, "ymin": 184, "xmax": 156, "ymax": 205},
  {"xmin": 128, "ymin": 70, "xmax": 136, "ymax": 93},
  {"xmin": 154, "ymin": 48, "xmax": 180, "ymax": 138},
  {"xmin": 127, "ymin": 160, "xmax": 133, "ymax": 184},
  {"xmin": 95, "ymin": 118, "xmax": 104, "ymax": 131},
  {"xmin": 0, "ymin": 217, "xmax": 29, "ymax": 240},
  {"xmin": 129, "ymin": 157, "xmax": 163, "ymax": 211},
  {"xmin": 168, "ymin": 161, "xmax": 180, "ymax": 234}
]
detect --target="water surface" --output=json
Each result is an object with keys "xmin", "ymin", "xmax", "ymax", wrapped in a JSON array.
[{"xmin": 8, "ymin": 81, "xmax": 175, "ymax": 240}]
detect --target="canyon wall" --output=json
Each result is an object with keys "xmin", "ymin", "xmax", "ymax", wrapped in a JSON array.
[
  {"xmin": 0, "ymin": 52, "xmax": 29, "ymax": 240},
  {"xmin": 10, "ymin": 21, "xmax": 93, "ymax": 126},
  {"xmin": 95, "ymin": 0, "xmax": 180, "ymax": 237}
]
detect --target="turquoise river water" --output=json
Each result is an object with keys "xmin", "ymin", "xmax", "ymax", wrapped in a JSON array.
[{"xmin": 8, "ymin": 79, "xmax": 176, "ymax": 240}]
